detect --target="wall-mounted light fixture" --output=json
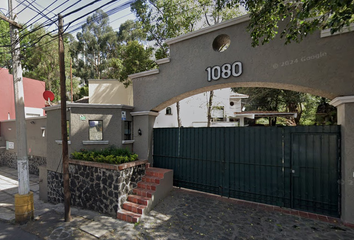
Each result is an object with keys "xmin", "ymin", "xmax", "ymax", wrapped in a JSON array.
[
  {"xmin": 30, "ymin": 121, "xmax": 35, "ymax": 124},
  {"xmin": 138, "ymin": 128, "xmax": 142, "ymax": 136}
]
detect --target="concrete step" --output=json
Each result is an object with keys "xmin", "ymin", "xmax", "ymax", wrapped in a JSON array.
[
  {"xmin": 127, "ymin": 195, "xmax": 150, "ymax": 205},
  {"xmin": 118, "ymin": 167, "xmax": 173, "ymax": 223},
  {"xmin": 133, "ymin": 188, "xmax": 155, "ymax": 198},
  {"xmin": 142, "ymin": 175, "xmax": 161, "ymax": 184},
  {"xmin": 145, "ymin": 167, "xmax": 172, "ymax": 178},
  {"xmin": 117, "ymin": 209, "xmax": 141, "ymax": 223},
  {"xmin": 122, "ymin": 201, "xmax": 146, "ymax": 214},
  {"xmin": 137, "ymin": 181, "xmax": 158, "ymax": 191}
]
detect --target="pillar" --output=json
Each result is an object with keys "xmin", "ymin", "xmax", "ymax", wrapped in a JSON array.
[
  {"xmin": 131, "ymin": 111, "xmax": 158, "ymax": 165},
  {"xmin": 330, "ymin": 96, "xmax": 354, "ymax": 225}
]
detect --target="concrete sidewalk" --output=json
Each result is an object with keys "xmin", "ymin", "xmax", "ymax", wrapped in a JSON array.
[{"xmin": 1, "ymin": 166, "xmax": 354, "ymax": 239}]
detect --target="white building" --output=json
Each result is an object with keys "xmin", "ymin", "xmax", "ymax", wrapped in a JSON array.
[{"xmin": 154, "ymin": 88, "xmax": 249, "ymax": 128}]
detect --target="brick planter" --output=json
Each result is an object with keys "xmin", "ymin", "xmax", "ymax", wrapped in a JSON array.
[{"xmin": 47, "ymin": 159, "xmax": 147, "ymax": 216}]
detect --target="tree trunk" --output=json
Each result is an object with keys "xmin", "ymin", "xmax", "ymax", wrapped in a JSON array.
[
  {"xmin": 288, "ymin": 102, "xmax": 302, "ymax": 125},
  {"xmin": 269, "ymin": 117, "xmax": 277, "ymax": 126},
  {"xmin": 207, "ymin": 90, "xmax": 214, "ymax": 127},
  {"xmin": 176, "ymin": 101, "xmax": 181, "ymax": 127}
]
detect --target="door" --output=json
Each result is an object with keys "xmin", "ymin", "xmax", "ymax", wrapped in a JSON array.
[{"xmin": 291, "ymin": 133, "xmax": 340, "ymax": 217}]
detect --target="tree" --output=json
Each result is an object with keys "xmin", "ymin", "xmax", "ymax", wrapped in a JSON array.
[
  {"xmin": 0, "ymin": 19, "xmax": 11, "ymax": 68},
  {"xmin": 0, "ymin": 19, "xmax": 79, "ymax": 102},
  {"xmin": 131, "ymin": 0, "xmax": 243, "ymax": 59},
  {"xmin": 0, "ymin": 16, "xmax": 31, "ymax": 71},
  {"xmin": 232, "ymin": 87, "xmax": 311, "ymax": 126},
  {"xmin": 70, "ymin": 10, "xmax": 118, "ymax": 82},
  {"xmin": 22, "ymin": 26, "xmax": 79, "ymax": 102},
  {"xmin": 219, "ymin": 0, "xmax": 354, "ymax": 46},
  {"xmin": 117, "ymin": 20, "xmax": 147, "ymax": 43},
  {"xmin": 107, "ymin": 40, "xmax": 156, "ymax": 86}
]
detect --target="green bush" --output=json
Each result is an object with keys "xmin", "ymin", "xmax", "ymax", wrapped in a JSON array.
[{"xmin": 71, "ymin": 146, "xmax": 138, "ymax": 164}]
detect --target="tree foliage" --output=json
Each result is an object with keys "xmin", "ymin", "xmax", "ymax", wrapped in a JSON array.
[
  {"xmin": 219, "ymin": 0, "xmax": 354, "ymax": 46},
  {"xmin": 117, "ymin": 20, "xmax": 147, "ymax": 43},
  {"xmin": 0, "ymin": 18, "xmax": 80, "ymax": 102},
  {"xmin": 69, "ymin": 10, "xmax": 155, "ymax": 86},
  {"xmin": 70, "ymin": 10, "xmax": 119, "ymax": 82},
  {"xmin": 106, "ymin": 40, "xmax": 156, "ymax": 86},
  {"xmin": 232, "ymin": 87, "xmax": 324, "ymax": 126},
  {"xmin": 0, "ymin": 17, "xmax": 32, "ymax": 71},
  {"xmin": 22, "ymin": 26, "xmax": 79, "ymax": 102},
  {"xmin": 131, "ymin": 0, "xmax": 244, "ymax": 59}
]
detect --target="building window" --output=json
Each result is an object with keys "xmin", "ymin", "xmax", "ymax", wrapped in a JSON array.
[
  {"xmin": 89, "ymin": 120, "xmax": 103, "ymax": 140},
  {"xmin": 124, "ymin": 121, "xmax": 132, "ymax": 140},
  {"xmin": 212, "ymin": 106, "xmax": 225, "ymax": 122},
  {"xmin": 166, "ymin": 107, "xmax": 172, "ymax": 115}
]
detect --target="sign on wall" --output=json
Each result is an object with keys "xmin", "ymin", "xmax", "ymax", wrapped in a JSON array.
[
  {"xmin": 121, "ymin": 111, "xmax": 126, "ymax": 121},
  {"xmin": 206, "ymin": 61, "xmax": 243, "ymax": 82},
  {"xmin": 6, "ymin": 141, "xmax": 14, "ymax": 150}
]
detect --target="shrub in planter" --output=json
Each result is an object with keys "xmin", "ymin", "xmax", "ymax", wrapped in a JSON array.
[{"xmin": 71, "ymin": 146, "xmax": 138, "ymax": 164}]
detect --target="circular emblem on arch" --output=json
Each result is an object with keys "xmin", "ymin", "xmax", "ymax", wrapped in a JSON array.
[{"xmin": 212, "ymin": 34, "xmax": 231, "ymax": 52}]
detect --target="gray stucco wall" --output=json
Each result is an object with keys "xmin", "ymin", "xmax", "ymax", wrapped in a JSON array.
[
  {"xmin": 45, "ymin": 108, "xmax": 65, "ymax": 173},
  {"xmin": 69, "ymin": 106, "xmax": 133, "ymax": 152},
  {"xmin": 336, "ymin": 103, "xmax": 354, "ymax": 224},
  {"xmin": 0, "ymin": 117, "xmax": 47, "ymax": 157},
  {"xmin": 0, "ymin": 117, "xmax": 47, "ymax": 175},
  {"xmin": 45, "ymin": 104, "xmax": 134, "ymax": 173},
  {"xmin": 132, "ymin": 18, "xmax": 354, "ymax": 112}
]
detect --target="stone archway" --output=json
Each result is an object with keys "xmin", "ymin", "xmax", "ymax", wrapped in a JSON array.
[{"xmin": 129, "ymin": 15, "xmax": 354, "ymax": 225}]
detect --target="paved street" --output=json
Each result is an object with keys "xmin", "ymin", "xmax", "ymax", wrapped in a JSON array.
[{"xmin": 1, "ymin": 166, "xmax": 354, "ymax": 239}]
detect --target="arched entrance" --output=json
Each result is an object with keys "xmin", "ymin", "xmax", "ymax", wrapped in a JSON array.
[{"xmin": 130, "ymin": 15, "xmax": 354, "ymax": 224}]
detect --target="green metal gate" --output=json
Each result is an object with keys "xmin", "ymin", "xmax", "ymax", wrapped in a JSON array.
[{"xmin": 153, "ymin": 126, "xmax": 341, "ymax": 217}]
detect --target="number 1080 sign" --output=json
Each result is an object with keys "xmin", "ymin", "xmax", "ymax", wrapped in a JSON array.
[{"xmin": 205, "ymin": 61, "xmax": 242, "ymax": 82}]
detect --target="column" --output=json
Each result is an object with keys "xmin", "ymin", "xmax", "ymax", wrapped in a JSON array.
[
  {"xmin": 131, "ymin": 111, "xmax": 158, "ymax": 165},
  {"xmin": 330, "ymin": 96, "xmax": 354, "ymax": 225}
]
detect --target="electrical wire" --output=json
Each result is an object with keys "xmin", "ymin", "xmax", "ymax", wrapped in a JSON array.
[
  {"xmin": 16, "ymin": 0, "xmax": 36, "ymax": 16},
  {"xmin": 2, "ymin": 0, "xmax": 234, "ymax": 55},
  {"xmin": 21, "ymin": 0, "xmax": 61, "ymax": 27}
]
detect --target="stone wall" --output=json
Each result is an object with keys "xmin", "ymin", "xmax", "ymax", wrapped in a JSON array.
[
  {"xmin": 0, "ymin": 151, "xmax": 46, "ymax": 176},
  {"xmin": 47, "ymin": 159, "xmax": 147, "ymax": 216}
]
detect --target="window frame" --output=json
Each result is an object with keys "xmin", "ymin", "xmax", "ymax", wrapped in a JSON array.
[
  {"xmin": 88, "ymin": 120, "xmax": 103, "ymax": 141},
  {"xmin": 166, "ymin": 107, "xmax": 172, "ymax": 115},
  {"xmin": 123, "ymin": 121, "xmax": 132, "ymax": 140}
]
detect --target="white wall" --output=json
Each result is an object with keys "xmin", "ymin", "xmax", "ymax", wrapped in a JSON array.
[
  {"xmin": 154, "ymin": 88, "xmax": 243, "ymax": 128},
  {"xmin": 89, "ymin": 79, "xmax": 133, "ymax": 106},
  {"xmin": 25, "ymin": 107, "xmax": 44, "ymax": 118}
]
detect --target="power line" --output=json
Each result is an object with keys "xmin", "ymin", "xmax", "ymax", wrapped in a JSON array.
[
  {"xmin": 21, "ymin": 0, "xmax": 61, "ymax": 26},
  {"xmin": 3, "ymin": 0, "xmax": 227, "ymax": 56},
  {"xmin": 6, "ymin": 1, "xmax": 131, "ymax": 52},
  {"xmin": 33, "ymin": 1, "xmax": 58, "ymax": 18},
  {"xmin": 12, "ymin": 0, "xmax": 30, "ymax": 16},
  {"xmin": 16, "ymin": 0, "xmax": 36, "ymax": 16}
]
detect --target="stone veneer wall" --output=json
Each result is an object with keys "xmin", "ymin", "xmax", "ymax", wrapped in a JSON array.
[
  {"xmin": 47, "ymin": 159, "xmax": 147, "ymax": 216},
  {"xmin": 0, "ymin": 152, "xmax": 46, "ymax": 176}
]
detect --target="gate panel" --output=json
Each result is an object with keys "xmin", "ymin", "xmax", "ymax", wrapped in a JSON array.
[
  {"xmin": 153, "ymin": 126, "xmax": 340, "ymax": 217},
  {"xmin": 291, "ymin": 130, "xmax": 340, "ymax": 217},
  {"xmin": 226, "ymin": 127, "xmax": 286, "ymax": 207}
]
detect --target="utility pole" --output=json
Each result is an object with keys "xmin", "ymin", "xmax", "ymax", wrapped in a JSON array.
[
  {"xmin": 70, "ymin": 58, "xmax": 73, "ymax": 103},
  {"xmin": 7, "ymin": 0, "xmax": 33, "ymax": 223},
  {"xmin": 58, "ymin": 14, "xmax": 71, "ymax": 222}
]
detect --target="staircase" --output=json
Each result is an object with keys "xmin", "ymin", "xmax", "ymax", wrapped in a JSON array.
[{"xmin": 117, "ymin": 167, "xmax": 173, "ymax": 223}]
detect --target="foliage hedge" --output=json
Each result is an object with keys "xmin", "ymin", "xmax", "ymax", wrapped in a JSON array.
[{"xmin": 71, "ymin": 146, "xmax": 138, "ymax": 165}]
